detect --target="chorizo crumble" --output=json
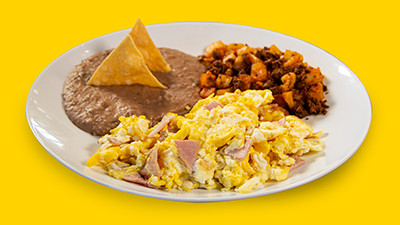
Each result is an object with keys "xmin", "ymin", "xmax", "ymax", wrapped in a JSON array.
[{"xmin": 198, "ymin": 41, "xmax": 328, "ymax": 118}]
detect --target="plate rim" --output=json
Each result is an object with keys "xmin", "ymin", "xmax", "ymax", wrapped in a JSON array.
[{"xmin": 26, "ymin": 21, "xmax": 372, "ymax": 202}]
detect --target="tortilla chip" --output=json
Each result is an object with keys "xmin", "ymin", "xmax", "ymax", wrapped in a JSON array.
[
  {"xmin": 87, "ymin": 35, "xmax": 166, "ymax": 88},
  {"xmin": 129, "ymin": 19, "xmax": 171, "ymax": 72}
]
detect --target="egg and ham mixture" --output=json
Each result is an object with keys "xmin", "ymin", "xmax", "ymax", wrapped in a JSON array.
[{"xmin": 87, "ymin": 89, "xmax": 323, "ymax": 193}]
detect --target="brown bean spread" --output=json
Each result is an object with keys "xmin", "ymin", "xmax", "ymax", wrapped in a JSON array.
[{"xmin": 62, "ymin": 48, "xmax": 205, "ymax": 136}]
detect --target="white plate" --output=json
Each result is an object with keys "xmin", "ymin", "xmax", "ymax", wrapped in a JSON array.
[{"xmin": 26, "ymin": 22, "xmax": 372, "ymax": 202}]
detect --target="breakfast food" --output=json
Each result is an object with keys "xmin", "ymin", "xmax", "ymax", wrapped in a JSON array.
[
  {"xmin": 62, "ymin": 19, "xmax": 205, "ymax": 136},
  {"xmin": 198, "ymin": 41, "xmax": 328, "ymax": 118},
  {"xmin": 128, "ymin": 19, "xmax": 171, "ymax": 72},
  {"xmin": 60, "ymin": 20, "xmax": 327, "ymax": 194},
  {"xmin": 62, "ymin": 48, "xmax": 204, "ymax": 136},
  {"xmin": 87, "ymin": 35, "xmax": 166, "ymax": 88},
  {"xmin": 86, "ymin": 90, "xmax": 323, "ymax": 193},
  {"xmin": 88, "ymin": 19, "xmax": 170, "ymax": 87}
]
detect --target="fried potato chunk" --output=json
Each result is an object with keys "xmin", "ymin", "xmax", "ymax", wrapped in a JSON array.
[{"xmin": 198, "ymin": 41, "xmax": 329, "ymax": 118}]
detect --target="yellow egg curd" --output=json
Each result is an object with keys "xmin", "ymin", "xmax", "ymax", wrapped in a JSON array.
[{"xmin": 87, "ymin": 90, "xmax": 323, "ymax": 193}]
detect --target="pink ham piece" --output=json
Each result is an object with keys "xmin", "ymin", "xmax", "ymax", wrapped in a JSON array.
[
  {"xmin": 139, "ymin": 145, "xmax": 161, "ymax": 179},
  {"xmin": 174, "ymin": 140, "xmax": 201, "ymax": 171},
  {"xmin": 106, "ymin": 136, "xmax": 125, "ymax": 145},
  {"xmin": 147, "ymin": 115, "xmax": 176, "ymax": 138},
  {"xmin": 290, "ymin": 155, "xmax": 305, "ymax": 171},
  {"xmin": 147, "ymin": 115, "xmax": 175, "ymax": 138},
  {"xmin": 148, "ymin": 115, "xmax": 176, "ymax": 138},
  {"xmin": 203, "ymin": 101, "xmax": 224, "ymax": 111},
  {"xmin": 122, "ymin": 172, "xmax": 158, "ymax": 189},
  {"xmin": 225, "ymin": 139, "xmax": 253, "ymax": 161},
  {"xmin": 274, "ymin": 118, "xmax": 286, "ymax": 126}
]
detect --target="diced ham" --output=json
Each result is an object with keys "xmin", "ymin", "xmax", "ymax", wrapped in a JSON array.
[
  {"xmin": 148, "ymin": 115, "xmax": 176, "ymax": 138},
  {"xmin": 122, "ymin": 173, "xmax": 148, "ymax": 185},
  {"xmin": 122, "ymin": 172, "xmax": 158, "ymax": 189},
  {"xmin": 225, "ymin": 139, "xmax": 253, "ymax": 161},
  {"xmin": 290, "ymin": 155, "xmax": 305, "ymax": 171},
  {"xmin": 106, "ymin": 136, "xmax": 124, "ymax": 145},
  {"xmin": 174, "ymin": 140, "xmax": 201, "ymax": 171},
  {"xmin": 203, "ymin": 101, "xmax": 224, "ymax": 111},
  {"xmin": 140, "ymin": 145, "xmax": 161, "ymax": 179},
  {"xmin": 274, "ymin": 118, "xmax": 286, "ymax": 127}
]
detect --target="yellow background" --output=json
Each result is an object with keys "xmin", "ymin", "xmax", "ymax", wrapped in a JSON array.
[{"xmin": 2, "ymin": 0, "xmax": 398, "ymax": 224}]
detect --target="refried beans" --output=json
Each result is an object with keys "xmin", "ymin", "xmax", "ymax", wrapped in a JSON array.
[{"xmin": 62, "ymin": 48, "xmax": 205, "ymax": 136}]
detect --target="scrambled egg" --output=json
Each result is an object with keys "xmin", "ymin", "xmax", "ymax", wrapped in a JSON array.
[{"xmin": 87, "ymin": 90, "xmax": 323, "ymax": 193}]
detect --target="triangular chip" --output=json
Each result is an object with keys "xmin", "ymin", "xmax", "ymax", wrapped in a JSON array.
[
  {"xmin": 129, "ymin": 19, "xmax": 171, "ymax": 72},
  {"xmin": 87, "ymin": 35, "xmax": 166, "ymax": 88}
]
